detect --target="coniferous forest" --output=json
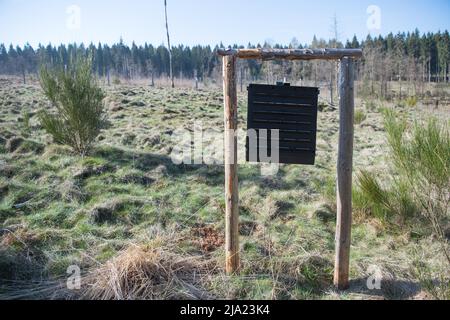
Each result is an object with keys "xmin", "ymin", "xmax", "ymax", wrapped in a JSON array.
[{"xmin": 1, "ymin": 30, "xmax": 449, "ymax": 88}]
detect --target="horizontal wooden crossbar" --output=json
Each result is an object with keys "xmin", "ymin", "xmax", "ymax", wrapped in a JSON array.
[{"xmin": 217, "ymin": 48, "xmax": 363, "ymax": 61}]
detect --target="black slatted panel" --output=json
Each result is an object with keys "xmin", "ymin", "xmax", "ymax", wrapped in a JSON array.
[{"xmin": 246, "ymin": 84, "xmax": 319, "ymax": 165}]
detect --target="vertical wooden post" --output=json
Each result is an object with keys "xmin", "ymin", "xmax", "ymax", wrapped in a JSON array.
[
  {"xmin": 223, "ymin": 55, "xmax": 239, "ymax": 274},
  {"xmin": 240, "ymin": 67, "xmax": 243, "ymax": 92},
  {"xmin": 334, "ymin": 57, "xmax": 355, "ymax": 290}
]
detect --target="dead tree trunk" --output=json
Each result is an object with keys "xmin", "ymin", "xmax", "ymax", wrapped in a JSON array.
[
  {"xmin": 164, "ymin": 0, "xmax": 174, "ymax": 88},
  {"xmin": 194, "ymin": 69, "xmax": 198, "ymax": 90}
]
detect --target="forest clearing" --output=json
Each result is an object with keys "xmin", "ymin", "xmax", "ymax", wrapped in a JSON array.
[
  {"xmin": 0, "ymin": 74, "xmax": 448, "ymax": 300},
  {"xmin": 1, "ymin": 0, "xmax": 450, "ymax": 306}
]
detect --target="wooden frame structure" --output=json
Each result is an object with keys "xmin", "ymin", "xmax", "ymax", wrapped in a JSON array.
[{"xmin": 218, "ymin": 47, "xmax": 362, "ymax": 290}]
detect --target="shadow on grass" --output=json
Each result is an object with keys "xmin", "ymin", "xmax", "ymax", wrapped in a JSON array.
[
  {"xmin": 92, "ymin": 145, "xmax": 297, "ymax": 191},
  {"xmin": 345, "ymin": 278, "xmax": 423, "ymax": 300},
  {"xmin": 93, "ymin": 145, "xmax": 203, "ymax": 178}
]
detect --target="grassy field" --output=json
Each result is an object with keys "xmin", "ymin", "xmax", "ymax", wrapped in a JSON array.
[{"xmin": 0, "ymin": 76, "xmax": 448, "ymax": 300}]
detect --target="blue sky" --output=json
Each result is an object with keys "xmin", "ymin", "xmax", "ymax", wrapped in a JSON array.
[{"xmin": 1, "ymin": 0, "xmax": 449, "ymax": 47}]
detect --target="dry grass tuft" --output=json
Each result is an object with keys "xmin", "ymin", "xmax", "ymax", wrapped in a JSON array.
[{"xmin": 81, "ymin": 239, "xmax": 214, "ymax": 300}]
